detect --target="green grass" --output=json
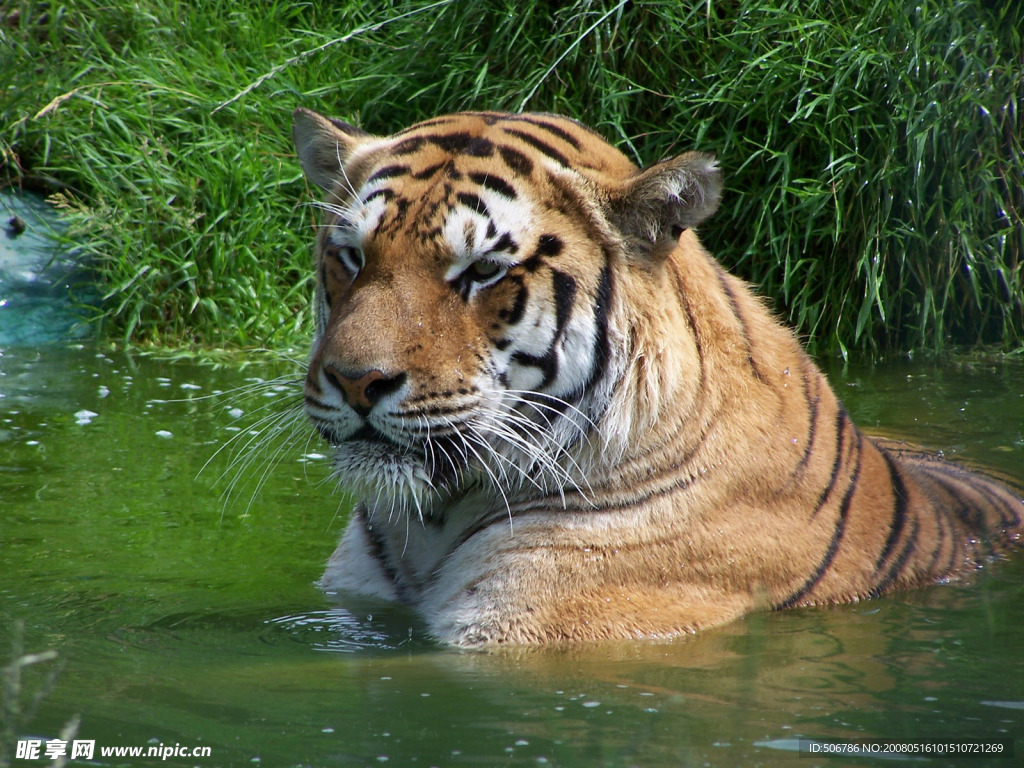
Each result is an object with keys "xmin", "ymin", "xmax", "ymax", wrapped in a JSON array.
[{"xmin": 1, "ymin": 0, "xmax": 1021, "ymax": 353}]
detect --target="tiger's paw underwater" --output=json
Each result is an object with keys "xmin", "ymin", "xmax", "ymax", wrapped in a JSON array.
[{"xmin": 291, "ymin": 108, "xmax": 1023, "ymax": 647}]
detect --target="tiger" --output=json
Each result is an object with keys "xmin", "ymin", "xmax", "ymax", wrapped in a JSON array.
[{"xmin": 291, "ymin": 107, "xmax": 1023, "ymax": 647}]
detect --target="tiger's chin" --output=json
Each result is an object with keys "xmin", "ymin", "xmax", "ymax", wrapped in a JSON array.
[{"xmin": 327, "ymin": 437, "xmax": 460, "ymax": 520}]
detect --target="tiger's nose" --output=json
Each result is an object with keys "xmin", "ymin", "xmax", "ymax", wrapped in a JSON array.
[{"xmin": 323, "ymin": 367, "xmax": 407, "ymax": 417}]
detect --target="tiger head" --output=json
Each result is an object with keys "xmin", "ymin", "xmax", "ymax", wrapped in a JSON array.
[{"xmin": 292, "ymin": 109, "xmax": 722, "ymax": 515}]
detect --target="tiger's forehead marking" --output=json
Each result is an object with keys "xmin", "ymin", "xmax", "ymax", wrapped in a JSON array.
[
  {"xmin": 346, "ymin": 159, "xmax": 536, "ymax": 262},
  {"xmin": 334, "ymin": 112, "xmax": 639, "ymax": 264},
  {"xmin": 386, "ymin": 111, "xmax": 638, "ymax": 179}
]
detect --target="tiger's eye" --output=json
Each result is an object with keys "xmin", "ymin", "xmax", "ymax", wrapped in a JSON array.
[
  {"xmin": 324, "ymin": 243, "xmax": 362, "ymax": 275},
  {"xmin": 470, "ymin": 260, "xmax": 501, "ymax": 279}
]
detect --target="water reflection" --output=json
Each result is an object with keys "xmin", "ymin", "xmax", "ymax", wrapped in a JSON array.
[{"xmin": 266, "ymin": 608, "xmax": 421, "ymax": 653}]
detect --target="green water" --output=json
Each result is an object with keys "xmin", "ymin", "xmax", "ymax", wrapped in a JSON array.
[{"xmin": 1, "ymin": 345, "xmax": 1022, "ymax": 767}]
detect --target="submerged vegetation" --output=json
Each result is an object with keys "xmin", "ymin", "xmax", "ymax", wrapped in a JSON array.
[{"xmin": 1, "ymin": 0, "xmax": 1021, "ymax": 353}]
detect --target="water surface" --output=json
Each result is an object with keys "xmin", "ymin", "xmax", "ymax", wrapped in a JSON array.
[
  {"xmin": 2, "ymin": 345, "xmax": 1022, "ymax": 767},
  {"xmin": 0, "ymin": 191, "xmax": 92, "ymax": 346}
]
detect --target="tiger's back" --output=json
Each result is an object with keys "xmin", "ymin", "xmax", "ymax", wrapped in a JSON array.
[{"xmin": 291, "ymin": 107, "xmax": 1023, "ymax": 646}]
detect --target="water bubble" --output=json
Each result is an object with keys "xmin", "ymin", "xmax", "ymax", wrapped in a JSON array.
[{"xmin": 74, "ymin": 410, "xmax": 97, "ymax": 425}]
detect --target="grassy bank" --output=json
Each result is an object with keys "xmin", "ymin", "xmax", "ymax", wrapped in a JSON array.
[{"xmin": 1, "ymin": 0, "xmax": 1021, "ymax": 353}]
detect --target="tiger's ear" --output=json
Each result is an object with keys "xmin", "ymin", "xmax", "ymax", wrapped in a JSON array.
[
  {"xmin": 607, "ymin": 152, "xmax": 723, "ymax": 245},
  {"xmin": 292, "ymin": 107, "xmax": 372, "ymax": 192}
]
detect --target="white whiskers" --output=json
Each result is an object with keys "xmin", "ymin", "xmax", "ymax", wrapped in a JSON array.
[
  {"xmin": 199, "ymin": 372, "xmax": 311, "ymax": 519},
  {"xmin": 210, "ymin": 361, "xmax": 605, "ymax": 534}
]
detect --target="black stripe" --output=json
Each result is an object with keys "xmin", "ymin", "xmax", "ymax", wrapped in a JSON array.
[
  {"xmin": 946, "ymin": 508, "xmax": 965, "ymax": 574},
  {"xmin": 362, "ymin": 188, "xmax": 394, "ymax": 205},
  {"xmin": 358, "ymin": 506, "xmax": 410, "ymax": 603},
  {"xmin": 811, "ymin": 407, "xmax": 851, "ymax": 518},
  {"xmin": 428, "ymin": 132, "xmax": 474, "ymax": 153},
  {"xmin": 938, "ymin": 491, "xmax": 959, "ymax": 575},
  {"xmin": 789, "ymin": 366, "xmax": 820, "ymax": 482},
  {"xmin": 976, "ymin": 481, "xmax": 1024, "ymax": 530},
  {"xmin": 509, "ymin": 115, "xmax": 582, "ymax": 149},
  {"xmin": 468, "ymin": 171, "xmax": 517, "ymax": 199},
  {"xmin": 670, "ymin": 258, "xmax": 728, "ymax": 448},
  {"xmin": 976, "ymin": 476, "xmax": 1023, "ymax": 530},
  {"xmin": 522, "ymin": 235, "xmax": 562, "ymax": 272},
  {"xmin": 392, "ymin": 137, "xmax": 424, "ymax": 155},
  {"xmin": 670, "ymin": 256, "xmax": 710, "ymax": 403},
  {"xmin": 499, "ymin": 279, "xmax": 528, "ymax": 325},
  {"xmin": 586, "ymin": 262, "xmax": 613, "ymax": 389},
  {"xmin": 911, "ymin": 467, "xmax": 965, "ymax": 573},
  {"xmin": 869, "ymin": 518, "xmax": 920, "ymax": 598},
  {"xmin": 457, "ymin": 191, "xmax": 491, "ymax": 219},
  {"xmin": 377, "ymin": 196, "xmax": 410, "ymax": 235},
  {"xmin": 464, "ymin": 137, "xmax": 495, "ymax": 157},
  {"xmin": 412, "ymin": 162, "xmax": 446, "ymax": 179},
  {"xmin": 776, "ymin": 429, "xmax": 863, "ymax": 610},
  {"xmin": 502, "ymin": 127, "xmax": 571, "ymax": 168},
  {"xmin": 435, "ymin": 508, "xmax": 511, "ymax": 577},
  {"xmin": 367, "ymin": 165, "xmax": 410, "ymax": 183},
  {"xmin": 498, "ymin": 145, "xmax": 533, "ymax": 176},
  {"xmin": 925, "ymin": 469, "xmax": 1002, "ymax": 563},
  {"xmin": 395, "ymin": 116, "xmax": 459, "ymax": 134},
  {"xmin": 304, "ymin": 392, "xmax": 326, "ymax": 408},
  {"xmin": 925, "ymin": 479, "xmax": 959, "ymax": 575},
  {"xmin": 492, "ymin": 232, "xmax": 518, "ymax": 253},
  {"xmin": 444, "ymin": 160, "xmax": 462, "ymax": 180},
  {"xmin": 391, "ymin": 132, "xmax": 479, "ymax": 156},
  {"xmin": 417, "ymin": 225, "xmax": 443, "ymax": 244},
  {"xmin": 516, "ymin": 441, "xmax": 709, "ymax": 513},
  {"xmin": 716, "ymin": 267, "xmax": 768, "ymax": 384},
  {"xmin": 934, "ymin": 463, "xmax": 1024, "ymax": 531},
  {"xmin": 512, "ymin": 349, "xmax": 558, "ymax": 388},
  {"xmin": 551, "ymin": 270, "xmax": 577, "ymax": 335},
  {"xmin": 923, "ymin": 466, "xmax": 984, "ymax": 532},
  {"xmin": 874, "ymin": 450, "xmax": 910, "ymax": 572}
]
